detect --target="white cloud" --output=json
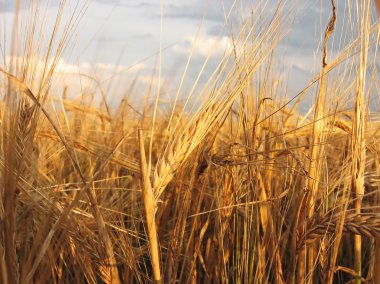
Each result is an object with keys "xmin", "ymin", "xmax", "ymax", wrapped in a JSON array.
[
  {"xmin": 172, "ymin": 35, "xmax": 231, "ymax": 58},
  {"xmin": 1, "ymin": 56, "xmax": 147, "ymax": 102}
]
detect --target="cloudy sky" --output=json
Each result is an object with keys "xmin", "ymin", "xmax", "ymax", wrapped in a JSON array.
[
  {"xmin": 0, "ymin": 0, "xmax": 378, "ymax": 111},
  {"xmin": 76, "ymin": 0, "xmax": 324, "ymax": 95}
]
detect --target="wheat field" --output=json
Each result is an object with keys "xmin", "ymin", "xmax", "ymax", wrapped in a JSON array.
[{"xmin": 0, "ymin": 0, "xmax": 380, "ymax": 283}]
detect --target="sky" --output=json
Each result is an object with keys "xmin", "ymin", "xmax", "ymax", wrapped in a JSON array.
[{"xmin": 0, "ymin": 0, "xmax": 379, "ymax": 111}]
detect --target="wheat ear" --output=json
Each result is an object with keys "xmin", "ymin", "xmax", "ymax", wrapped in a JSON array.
[
  {"xmin": 299, "ymin": 213, "xmax": 380, "ymax": 249},
  {"xmin": 138, "ymin": 129, "xmax": 162, "ymax": 283}
]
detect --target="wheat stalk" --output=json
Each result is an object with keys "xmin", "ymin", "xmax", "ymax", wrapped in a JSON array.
[{"xmin": 351, "ymin": 2, "xmax": 371, "ymax": 282}]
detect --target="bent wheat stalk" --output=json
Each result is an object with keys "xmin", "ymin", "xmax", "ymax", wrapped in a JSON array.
[{"xmin": 303, "ymin": 1, "xmax": 336, "ymax": 281}]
